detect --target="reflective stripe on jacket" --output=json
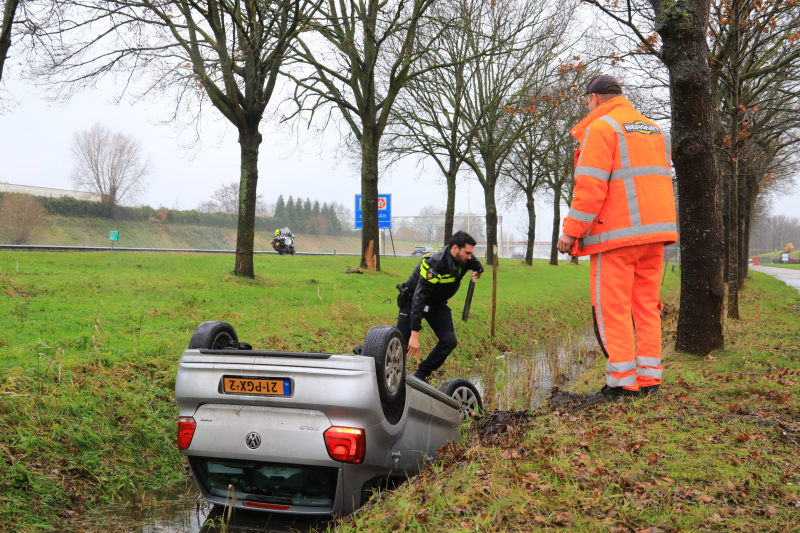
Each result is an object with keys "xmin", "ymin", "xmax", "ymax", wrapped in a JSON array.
[{"xmin": 563, "ymin": 97, "xmax": 678, "ymax": 256}]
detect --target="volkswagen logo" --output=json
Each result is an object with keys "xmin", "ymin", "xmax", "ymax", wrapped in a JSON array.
[{"xmin": 245, "ymin": 432, "xmax": 261, "ymax": 450}]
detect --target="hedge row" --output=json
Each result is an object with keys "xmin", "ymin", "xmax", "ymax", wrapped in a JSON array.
[{"xmin": 0, "ymin": 193, "xmax": 278, "ymax": 231}]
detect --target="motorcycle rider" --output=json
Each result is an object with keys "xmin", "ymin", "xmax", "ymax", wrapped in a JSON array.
[
  {"xmin": 397, "ymin": 231, "xmax": 483, "ymax": 382},
  {"xmin": 271, "ymin": 228, "xmax": 295, "ymax": 254}
]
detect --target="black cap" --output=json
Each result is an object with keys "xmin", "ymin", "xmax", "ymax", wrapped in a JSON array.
[{"xmin": 582, "ymin": 75, "xmax": 623, "ymax": 96}]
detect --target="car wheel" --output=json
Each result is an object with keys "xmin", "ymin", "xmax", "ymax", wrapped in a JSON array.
[
  {"xmin": 189, "ymin": 321, "xmax": 239, "ymax": 350},
  {"xmin": 362, "ymin": 325, "xmax": 407, "ymax": 425},
  {"xmin": 438, "ymin": 379, "xmax": 483, "ymax": 421}
]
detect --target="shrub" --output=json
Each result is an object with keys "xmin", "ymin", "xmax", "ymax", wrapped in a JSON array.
[{"xmin": 0, "ymin": 193, "xmax": 47, "ymax": 244}]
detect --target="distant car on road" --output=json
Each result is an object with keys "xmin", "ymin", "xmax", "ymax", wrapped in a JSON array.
[
  {"xmin": 411, "ymin": 246, "xmax": 436, "ymax": 257},
  {"xmin": 511, "ymin": 252, "xmax": 524, "ymax": 259}
]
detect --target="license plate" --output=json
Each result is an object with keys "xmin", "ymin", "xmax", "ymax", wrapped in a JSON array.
[{"xmin": 222, "ymin": 376, "xmax": 291, "ymax": 396}]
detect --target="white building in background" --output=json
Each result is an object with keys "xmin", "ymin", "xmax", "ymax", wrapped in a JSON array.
[{"xmin": 0, "ymin": 182, "xmax": 101, "ymax": 202}]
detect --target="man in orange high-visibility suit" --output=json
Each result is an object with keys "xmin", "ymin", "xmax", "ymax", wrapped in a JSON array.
[{"xmin": 557, "ymin": 75, "xmax": 678, "ymax": 401}]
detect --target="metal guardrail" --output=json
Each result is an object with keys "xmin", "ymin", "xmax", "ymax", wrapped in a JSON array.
[{"xmin": 0, "ymin": 244, "xmax": 417, "ymax": 257}]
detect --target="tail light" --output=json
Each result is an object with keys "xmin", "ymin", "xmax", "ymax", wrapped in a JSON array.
[
  {"xmin": 244, "ymin": 501, "xmax": 291, "ymax": 511},
  {"xmin": 323, "ymin": 426, "xmax": 366, "ymax": 464},
  {"xmin": 178, "ymin": 417, "xmax": 196, "ymax": 450}
]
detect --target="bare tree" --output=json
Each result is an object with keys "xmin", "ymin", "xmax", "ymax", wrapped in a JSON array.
[
  {"xmin": 751, "ymin": 213, "xmax": 800, "ymax": 255},
  {"xmin": 285, "ymin": 0, "xmax": 475, "ymax": 271},
  {"xmin": 384, "ymin": 0, "xmax": 478, "ymax": 247},
  {"xmin": 459, "ymin": 0, "xmax": 577, "ymax": 265},
  {"xmin": 71, "ymin": 124, "xmax": 151, "ymax": 215},
  {"xmin": 0, "ymin": 193, "xmax": 45, "ymax": 244},
  {"xmin": 330, "ymin": 201, "xmax": 353, "ymax": 231},
  {"xmin": 708, "ymin": 0, "xmax": 800, "ymax": 315},
  {"xmin": 210, "ymin": 182, "xmax": 240, "ymax": 215},
  {"xmin": 417, "ymin": 205, "xmax": 445, "ymax": 243},
  {"xmin": 257, "ymin": 200, "xmax": 275, "ymax": 218},
  {"xmin": 29, "ymin": 0, "xmax": 319, "ymax": 277},
  {"xmin": 199, "ymin": 181, "xmax": 272, "ymax": 217},
  {"xmin": 503, "ymin": 62, "xmax": 601, "ymax": 266},
  {"xmin": 0, "ymin": 0, "xmax": 19, "ymax": 82}
]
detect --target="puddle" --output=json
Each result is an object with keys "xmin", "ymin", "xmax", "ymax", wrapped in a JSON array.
[
  {"xmin": 62, "ymin": 477, "xmax": 332, "ymax": 533},
  {"xmin": 471, "ymin": 330, "xmax": 600, "ymax": 411}
]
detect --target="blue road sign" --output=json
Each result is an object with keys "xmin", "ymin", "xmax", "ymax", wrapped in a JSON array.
[
  {"xmin": 109, "ymin": 231, "xmax": 119, "ymax": 241},
  {"xmin": 354, "ymin": 194, "xmax": 391, "ymax": 229}
]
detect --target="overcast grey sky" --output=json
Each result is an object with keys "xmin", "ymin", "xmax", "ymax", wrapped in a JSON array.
[{"xmin": 1, "ymin": 73, "xmax": 797, "ymax": 250}]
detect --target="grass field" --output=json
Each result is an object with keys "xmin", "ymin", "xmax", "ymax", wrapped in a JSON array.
[
  {"xmin": 21, "ymin": 215, "xmax": 432, "ymax": 255},
  {"xmin": 0, "ymin": 251, "xmax": 625, "ymax": 531},
  {"xmin": 338, "ymin": 272, "xmax": 800, "ymax": 533},
  {"xmin": 764, "ymin": 263, "xmax": 800, "ymax": 270}
]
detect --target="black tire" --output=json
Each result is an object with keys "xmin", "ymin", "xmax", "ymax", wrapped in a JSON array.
[
  {"xmin": 362, "ymin": 325, "xmax": 407, "ymax": 425},
  {"xmin": 189, "ymin": 321, "xmax": 239, "ymax": 350},
  {"xmin": 438, "ymin": 379, "xmax": 483, "ymax": 421}
]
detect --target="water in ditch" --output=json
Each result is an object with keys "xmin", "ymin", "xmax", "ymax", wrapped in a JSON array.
[
  {"xmin": 63, "ymin": 330, "xmax": 598, "ymax": 532},
  {"xmin": 470, "ymin": 329, "xmax": 600, "ymax": 411},
  {"xmin": 63, "ymin": 477, "xmax": 332, "ymax": 532}
]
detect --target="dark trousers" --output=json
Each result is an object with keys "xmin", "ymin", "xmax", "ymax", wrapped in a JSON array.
[{"xmin": 396, "ymin": 302, "xmax": 457, "ymax": 376}]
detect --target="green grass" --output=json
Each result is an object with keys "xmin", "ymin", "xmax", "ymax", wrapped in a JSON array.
[
  {"xmin": 762, "ymin": 263, "xmax": 800, "ymax": 270},
  {"xmin": 18, "ymin": 214, "xmax": 429, "ymax": 255},
  {"xmin": 0, "ymin": 251, "xmax": 603, "ymax": 531},
  {"xmin": 757, "ymin": 249, "xmax": 800, "ymax": 261},
  {"xmin": 24, "ymin": 215, "xmax": 368, "ymax": 253},
  {"xmin": 336, "ymin": 272, "xmax": 800, "ymax": 532}
]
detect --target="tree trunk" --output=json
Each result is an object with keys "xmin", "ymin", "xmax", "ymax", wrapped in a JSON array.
[
  {"xmin": 722, "ymin": 174, "xmax": 730, "ymax": 282},
  {"xmin": 483, "ymin": 178, "xmax": 498, "ymax": 266},
  {"xmin": 360, "ymin": 129, "xmax": 381, "ymax": 271},
  {"xmin": 656, "ymin": 0, "xmax": 726, "ymax": 354},
  {"xmin": 525, "ymin": 194, "xmax": 535, "ymax": 266},
  {"xmin": 234, "ymin": 129, "xmax": 262, "ymax": 278},
  {"xmin": 727, "ymin": 0, "xmax": 740, "ymax": 319},
  {"xmin": 443, "ymin": 160, "xmax": 457, "ymax": 246},
  {"xmin": 740, "ymin": 174, "xmax": 758, "ymax": 285},
  {"xmin": 550, "ymin": 186, "xmax": 560, "ymax": 266},
  {"xmin": 0, "ymin": 0, "xmax": 20, "ymax": 82}
]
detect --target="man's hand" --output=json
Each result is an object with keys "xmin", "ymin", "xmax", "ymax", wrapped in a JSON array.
[
  {"xmin": 557, "ymin": 233, "xmax": 577, "ymax": 255},
  {"xmin": 471, "ymin": 271, "xmax": 482, "ymax": 280},
  {"xmin": 407, "ymin": 330, "xmax": 420, "ymax": 360}
]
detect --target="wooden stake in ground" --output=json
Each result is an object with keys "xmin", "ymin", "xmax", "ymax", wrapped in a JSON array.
[{"xmin": 491, "ymin": 245, "xmax": 498, "ymax": 339}]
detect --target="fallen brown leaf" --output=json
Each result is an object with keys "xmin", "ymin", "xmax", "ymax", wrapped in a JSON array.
[{"xmin": 552, "ymin": 511, "xmax": 573, "ymax": 527}]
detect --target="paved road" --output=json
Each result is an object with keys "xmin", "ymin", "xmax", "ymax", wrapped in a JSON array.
[{"xmin": 751, "ymin": 265, "xmax": 800, "ymax": 295}]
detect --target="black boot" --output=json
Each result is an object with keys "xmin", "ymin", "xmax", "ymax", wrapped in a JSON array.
[
  {"xmin": 412, "ymin": 370, "xmax": 430, "ymax": 383},
  {"xmin": 586, "ymin": 385, "xmax": 640, "ymax": 402},
  {"xmin": 640, "ymin": 385, "xmax": 660, "ymax": 397}
]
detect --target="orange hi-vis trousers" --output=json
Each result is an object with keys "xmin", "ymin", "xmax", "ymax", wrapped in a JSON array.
[{"xmin": 590, "ymin": 243, "xmax": 665, "ymax": 390}]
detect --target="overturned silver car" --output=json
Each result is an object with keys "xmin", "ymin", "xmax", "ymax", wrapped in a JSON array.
[{"xmin": 175, "ymin": 323, "xmax": 482, "ymax": 515}]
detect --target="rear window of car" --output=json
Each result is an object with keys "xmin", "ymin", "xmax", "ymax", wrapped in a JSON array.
[
  {"xmin": 414, "ymin": 247, "xmax": 425, "ymax": 251},
  {"xmin": 191, "ymin": 457, "xmax": 338, "ymax": 508}
]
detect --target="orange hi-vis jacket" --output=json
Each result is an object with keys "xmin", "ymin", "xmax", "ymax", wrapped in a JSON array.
[{"xmin": 563, "ymin": 97, "xmax": 678, "ymax": 256}]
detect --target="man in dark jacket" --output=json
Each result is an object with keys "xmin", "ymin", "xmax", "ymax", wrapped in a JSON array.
[{"xmin": 397, "ymin": 231, "xmax": 483, "ymax": 381}]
